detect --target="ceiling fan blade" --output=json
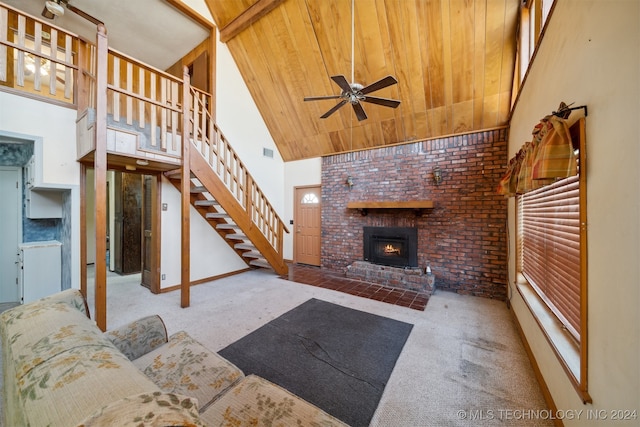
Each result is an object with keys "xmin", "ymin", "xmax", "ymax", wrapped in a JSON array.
[
  {"xmin": 321, "ymin": 99, "xmax": 348, "ymax": 118},
  {"xmin": 304, "ymin": 95, "xmax": 342, "ymax": 101},
  {"xmin": 331, "ymin": 75, "xmax": 353, "ymax": 93},
  {"xmin": 352, "ymin": 102, "xmax": 368, "ymax": 121},
  {"xmin": 360, "ymin": 75, "xmax": 398, "ymax": 95},
  {"xmin": 361, "ymin": 96, "xmax": 401, "ymax": 108}
]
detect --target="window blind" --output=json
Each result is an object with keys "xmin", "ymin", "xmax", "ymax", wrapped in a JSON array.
[{"xmin": 519, "ymin": 174, "xmax": 581, "ymax": 341}]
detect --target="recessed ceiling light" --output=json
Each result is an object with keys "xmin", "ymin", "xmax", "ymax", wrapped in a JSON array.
[{"xmin": 136, "ymin": 159, "xmax": 149, "ymax": 166}]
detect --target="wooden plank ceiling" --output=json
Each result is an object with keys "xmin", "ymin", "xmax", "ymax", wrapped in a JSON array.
[{"xmin": 206, "ymin": 0, "xmax": 520, "ymax": 162}]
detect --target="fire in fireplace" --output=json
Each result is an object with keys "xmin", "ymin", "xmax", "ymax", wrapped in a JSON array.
[{"xmin": 363, "ymin": 226, "xmax": 418, "ymax": 268}]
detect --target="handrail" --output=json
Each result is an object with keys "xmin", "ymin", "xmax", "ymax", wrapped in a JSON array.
[{"xmin": 189, "ymin": 86, "xmax": 289, "ymax": 254}]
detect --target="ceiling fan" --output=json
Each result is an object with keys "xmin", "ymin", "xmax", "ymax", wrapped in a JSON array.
[
  {"xmin": 304, "ymin": 75, "xmax": 400, "ymax": 121},
  {"xmin": 303, "ymin": 0, "xmax": 401, "ymax": 121}
]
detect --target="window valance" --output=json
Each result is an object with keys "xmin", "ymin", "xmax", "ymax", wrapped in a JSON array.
[{"xmin": 498, "ymin": 103, "xmax": 579, "ymax": 197}]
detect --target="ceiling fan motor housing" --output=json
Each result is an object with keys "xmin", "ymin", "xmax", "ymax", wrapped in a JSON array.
[{"xmin": 344, "ymin": 83, "xmax": 364, "ymax": 104}]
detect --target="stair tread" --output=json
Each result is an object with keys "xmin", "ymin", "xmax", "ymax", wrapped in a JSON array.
[
  {"xmin": 206, "ymin": 212, "xmax": 230, "ymax": 219},
  {"xmin": 216, "ymin": 224, "xmax": 238, "ymax": 230},
  {"xmin": 194, "ymin": 200, "xmax": 220, "ymax": 206},
  {"xmin": 190, "ymin": 186, "xmax": 208, "ymax": 193},
  {"xmin": 250, "ymin": 259, "xmax": 272, "ymax": 269},
  {"xmin": 225, "ymin": 233, "xmax": 247, "ymax": 240},
  {"xmin": 235, "ymin": 243, "xmax": 256, "ymax": 250},
  {"xmin": 241, "ymin": 251, "xmax": 263, "ymax": 259}
]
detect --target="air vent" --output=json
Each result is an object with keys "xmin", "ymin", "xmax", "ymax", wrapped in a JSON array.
[{"xmin": 263, "ymin": 148, "xmax": 274, "ymax": 158}]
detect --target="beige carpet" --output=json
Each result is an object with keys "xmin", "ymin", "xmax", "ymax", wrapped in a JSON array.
[{"xmin": 1, "ymin": 267, "xmax": 553, "ymax": 426}]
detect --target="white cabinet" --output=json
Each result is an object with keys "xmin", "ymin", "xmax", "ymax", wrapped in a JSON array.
[
  {"xmin": 24, "ymin": 155, "xmax": 64, "ymax": 219},
  {"xmin": 25, "ymin": 188, "xmax": 63, "ymax": 218},
  {"xmin": 20, "ymin": 241, "xmax": 62, "ymax": 304}
]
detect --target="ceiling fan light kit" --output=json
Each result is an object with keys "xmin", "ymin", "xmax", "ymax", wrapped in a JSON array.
[{"xmin": 44, "ymin": 0, "xmax": 65, "ymax": 17}]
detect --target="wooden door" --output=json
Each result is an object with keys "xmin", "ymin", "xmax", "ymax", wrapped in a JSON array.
[
  {"xmin": 294, "ymin": 186, "xmax": 321, "ymax": 266},
  {"xmin": 189, "ymin": 52, "xmax": 209, "ymax": 92},
  {"xmin": 140, "ymin": 175, "xmax": 158, "ymax": 292},
  {"xmin": 113, "ymin": 172, "xmax": 142, "ymax": 275}
]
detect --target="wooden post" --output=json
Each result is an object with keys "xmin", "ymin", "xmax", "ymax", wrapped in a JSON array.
[
  {"xmin": 94, "ymin": 24, "xmax": 108, "ymax": 330},
  {"xmin": 181, "ymin": 66, "xmax": 191, "ymax": 308},
  {"xmin": 79, "ymin": 163, "xmax": 87, "ymax": 302}
]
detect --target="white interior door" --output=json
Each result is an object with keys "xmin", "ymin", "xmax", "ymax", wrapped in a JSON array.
[{"xmin": 0, "ymin": 168, "xmax": 22, "ymax": 303}]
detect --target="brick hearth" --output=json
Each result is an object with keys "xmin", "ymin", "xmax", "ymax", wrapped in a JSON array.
[{"xmin": 346, "ymin": 261, "xmax": 435, "ymax": 295}]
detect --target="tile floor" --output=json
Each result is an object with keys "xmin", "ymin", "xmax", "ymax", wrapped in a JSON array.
[{"xmin": 282, "ymin": 263, "xmax": 429, "ymax": 311}]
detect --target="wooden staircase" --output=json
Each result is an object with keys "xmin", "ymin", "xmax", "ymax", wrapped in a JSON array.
[{"xmin": 165, "ymin": 89, "xmax": 289, "ymax": 275}]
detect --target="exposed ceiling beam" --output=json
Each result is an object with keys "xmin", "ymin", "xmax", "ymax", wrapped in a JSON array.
[{"xmin": 219, "ymin": 0, "xmax": 284, "ymax": 43}]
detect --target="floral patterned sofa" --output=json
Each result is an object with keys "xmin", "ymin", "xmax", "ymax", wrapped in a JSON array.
[{"xmin": 0, "ymin": 289, "xmax": 348, "ymax": 426}]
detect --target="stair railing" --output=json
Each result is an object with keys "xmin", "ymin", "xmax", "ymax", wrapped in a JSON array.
[
  {"xmin": 105, "ymin": 49, "xmax": 183, "ymax": 156},
  {"xmin": 0, "ymin": 3, "xmax": 82, "ymax": 106},
  {"xmin": 190, "ymin": 86, "xmax": 289, "ymax": 256}
]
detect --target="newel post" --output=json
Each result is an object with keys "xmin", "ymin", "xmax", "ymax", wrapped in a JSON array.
[{"xmin": 180, "ymin": 66, "xmax": 191, "ymax": 308}]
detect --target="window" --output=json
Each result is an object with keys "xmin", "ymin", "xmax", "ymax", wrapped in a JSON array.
[
  {"xmin": 514, "ymin": 0, "xmax": 555, "ymax": 99},
  {"xmin": 516, "ymin": 118, "xmax": 589, "ymax": 402},
  {"xmin": 301, "ymin": 193, "xmax": 319, "ymax": 204}
]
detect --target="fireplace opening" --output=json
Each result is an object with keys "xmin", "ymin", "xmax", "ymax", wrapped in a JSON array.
[{"xmin": 363, "ymin": 226, "xmax": 418, "ymax": 268}]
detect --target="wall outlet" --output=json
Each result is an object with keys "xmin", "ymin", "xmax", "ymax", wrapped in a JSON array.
[{"xmin": 161, "ymin": 274, "xmax": 166, "ymax": 280}]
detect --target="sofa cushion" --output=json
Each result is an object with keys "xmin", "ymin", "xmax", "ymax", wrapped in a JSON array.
[
  {"xmin": 133, "ymin": 331, "xmax": 244, "ymax": 412},
  {"xmin": 79, "ymin": 391, "xmax": 204, "ymax": 427},
  {"xmin": 200, "ymin": 375, "xmax": 349, "ymax": 427},
  {"xmin": 104, "ymin": 314, "xmax": 168, "ymax": 360}
]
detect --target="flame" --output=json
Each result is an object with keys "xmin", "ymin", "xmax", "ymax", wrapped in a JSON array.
[{"xmin": 383, "ymin": 244, "xmax": 400, "ymax": 255}]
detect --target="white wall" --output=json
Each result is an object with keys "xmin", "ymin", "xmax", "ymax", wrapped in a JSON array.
[
  {"xmin": 0, "ymin": 93, "xmax": 79, "ymax": 185},
  {"xmin": 159, "ymin": 179, "xmax": 248, "ymax": 289},
  {"xmin": 283, "ymin": 158, "xmax": 322, "ymax": 260},
  {"xmin": 215, "ymin": 37, "xmax": 285, "ymax": 212},
  {"xmin": 508, "ymin": 1, "xmax": 639, "ymax": 423},
  {"xmin": 0, "ymin": 92, "xmax": 81, "ymax": 290}
]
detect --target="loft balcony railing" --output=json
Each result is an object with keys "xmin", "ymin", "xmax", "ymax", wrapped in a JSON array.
[{"xmin": 0, "ymin": 2, "xmax": 83, "ymax": 106}]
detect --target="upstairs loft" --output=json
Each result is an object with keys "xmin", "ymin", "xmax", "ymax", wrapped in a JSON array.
[{"xmin": 0, "ymin": 2, "xmax": 207, "ymax": 174}]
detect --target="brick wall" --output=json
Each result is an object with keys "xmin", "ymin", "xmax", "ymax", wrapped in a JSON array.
[{"xmin": 321, "ymin": 129, "xmax": 508, "ymax": 300}]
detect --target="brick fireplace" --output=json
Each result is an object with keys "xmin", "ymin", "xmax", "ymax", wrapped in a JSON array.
[{"xmin": 321, "ymin": 129, "xmax": 508, "ymax": 300}]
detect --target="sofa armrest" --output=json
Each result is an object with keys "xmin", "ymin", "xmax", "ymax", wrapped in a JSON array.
[{"xmin": 104, "ymin": 315, "xmax": 168, "ymax": 360}]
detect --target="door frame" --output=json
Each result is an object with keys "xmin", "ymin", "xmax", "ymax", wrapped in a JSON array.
[{"xmin": 293, "ymin": 184, "xmax": 322, "ymax": 266}]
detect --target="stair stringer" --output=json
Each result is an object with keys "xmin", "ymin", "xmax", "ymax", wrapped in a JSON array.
[{"xmin": 167, "ymin": 149, "xmax": 288, "ymax": 276}]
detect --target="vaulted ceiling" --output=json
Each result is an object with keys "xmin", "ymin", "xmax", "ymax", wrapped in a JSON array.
[
  {"xmin": 206, "ymin": 0, "xmax": 520, "ymax": 161},
  {"xmin": 5, "ymin": 0, "xmax": 520, "ymax": 163}
]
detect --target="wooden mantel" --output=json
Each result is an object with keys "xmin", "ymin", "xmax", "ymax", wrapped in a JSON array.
[{"xmin": 347, "ymin": 200, "xmax": 434, "ymax": 215}]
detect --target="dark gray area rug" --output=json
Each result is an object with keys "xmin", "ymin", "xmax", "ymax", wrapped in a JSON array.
[{"xmin": 218, "ymin": 298, "xmax": 413, "ymax": 426}]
